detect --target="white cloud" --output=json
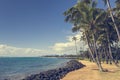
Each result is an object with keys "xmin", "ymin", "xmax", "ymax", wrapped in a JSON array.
[
  {"xmin": 0, "ymin": 44, "xmax": 46, "ymax": 57},
  {"xmin": 0, "ymin": 32, "xmax": 88, "ymax": 57},
  {"xmin": 51, "ymin": 32, "xmax": 88, "ymax": 54},
  {"xmin": 52, "ymin": 42, "xmax": 75, "ymax": 52}
]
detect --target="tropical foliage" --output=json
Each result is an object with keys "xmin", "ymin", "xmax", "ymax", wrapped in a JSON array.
[{"xmin": 64, "ymin": 0, "xmax": 120, "ymax": 72}]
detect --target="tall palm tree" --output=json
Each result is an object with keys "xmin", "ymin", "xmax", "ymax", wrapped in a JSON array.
[
  {"xmin": 64, "ymin": 0, "xmax": 106, "ymax": 71},
  {"xmin": 102, "ymin": 0, "xmax": 120, "ymax": 41},
  {"xmin": 72, "ymin": 36, "xmax": 78, "ymax": 55},
  {"xmin": 97, "ymin": 13, "xmax": 119, "ymax": 66}
]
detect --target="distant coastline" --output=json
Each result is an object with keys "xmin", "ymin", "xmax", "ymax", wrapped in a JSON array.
[{"xmin": 42, "ymin": 54, "xmax": 80, "ymax": 59}]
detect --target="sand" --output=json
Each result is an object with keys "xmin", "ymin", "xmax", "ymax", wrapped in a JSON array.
[{"xmin": 61, "ymin": 60, "xmax": 120, "ymax": 80}]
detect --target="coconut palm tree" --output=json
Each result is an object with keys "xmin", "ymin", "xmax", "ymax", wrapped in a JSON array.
[
  {"xmin": 72, "ymin": 36, "xmax": 78, "ymax": 55},
  {"xmin": 64, "ymin": 0, "xmax": 107, "ymax": 71},
  {"xmin": 102, "ymin": 0, "xmax": 120, "ymax": 41},
  {"xmin": 96, "ymin": 12, "xmax": 120, "ymax": 66}
]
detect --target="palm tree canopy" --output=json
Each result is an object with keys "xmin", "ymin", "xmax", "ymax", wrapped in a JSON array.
[{"xmin": 72, "ymin": 36, "xmax": 77, "ymax": 41}]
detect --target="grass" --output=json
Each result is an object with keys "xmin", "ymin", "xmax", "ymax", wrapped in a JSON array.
[{"xmin": 62, "ymin": 60, "xmax": 120, "ymax": 80}]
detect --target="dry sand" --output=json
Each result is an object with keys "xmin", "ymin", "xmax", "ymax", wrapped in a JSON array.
[{"xmin": 62, "ymin": 60, "xmax": 120, "ymax": 80}]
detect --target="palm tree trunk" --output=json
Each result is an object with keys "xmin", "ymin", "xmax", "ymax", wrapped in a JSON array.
[
  {"xmin": 106, "ymin": 31, "xmax": 119, "ymax": 67},
  {"xmin": 105, "ymin": 47, "xmax": 109, "ymax": 64},
  {"xmin": 106, "ymin": 0, "xmax": 120, "ymax": 41},
  {"xmin": 103, "ymin": 47, "xmax": 108, "ymax": 64},
  {"xmin": 85, "ymin": 32, "xmax": 96, "ymax": 62},
  {"xmin": 75, "ymin": 40, "xmax": 78, "ymax": 55},
  {"xmin": 92, "ymin": 34, "xmax": 104, "ymax": 72}
]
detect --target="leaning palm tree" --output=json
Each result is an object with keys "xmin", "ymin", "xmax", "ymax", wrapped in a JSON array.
[
  {"xmin": 64, "ymin": 0, "xmax": 106, "ymax": 71},
  {"xmin": 72, "ymin": 36, "xmax": 78, "ymax": 55},
  {"xmin": 102, "ymin": 0, "xmax": 120, "ymax": 41}
]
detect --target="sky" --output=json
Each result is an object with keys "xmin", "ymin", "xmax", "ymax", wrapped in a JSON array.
[{"xmin": 0, "ymin": 0, "xmax": 115, "ymax": 57}]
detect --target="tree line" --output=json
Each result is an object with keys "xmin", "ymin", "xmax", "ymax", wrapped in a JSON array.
[{"xmin": 64, "ymin": 0, "xmax": 120, "ymax": 72}]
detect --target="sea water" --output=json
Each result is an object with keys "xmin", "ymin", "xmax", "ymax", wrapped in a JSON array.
[{"xmin": 0, "ymin": 57, "xmax": 69, "ymax": 80}]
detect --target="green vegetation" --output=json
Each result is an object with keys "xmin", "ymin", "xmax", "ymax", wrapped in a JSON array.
[{"xmin": 64, "ymin": 0, "xmax": 120, "ymax": 72}]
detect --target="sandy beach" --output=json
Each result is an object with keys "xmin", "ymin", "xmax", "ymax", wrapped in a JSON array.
[{"xmin": 62, "ymin": 60, "xmax": 120, "ymax": 80}]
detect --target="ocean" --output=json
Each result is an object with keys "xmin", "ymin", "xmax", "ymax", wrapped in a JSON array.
[{"xmin": 0, "ymin": 57, "xmax": 70, "ymax": 80}]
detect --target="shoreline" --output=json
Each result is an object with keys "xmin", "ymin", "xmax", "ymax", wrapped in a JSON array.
[
  {"xmin": 23, "ymin": 60, "xmax": 85, "ymax": 80},
  {"xmin": 2, "ymin": 57, "xmax": 70, "ymax": 80}
]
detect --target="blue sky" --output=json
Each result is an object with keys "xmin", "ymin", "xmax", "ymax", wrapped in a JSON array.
[
  {"xmin": 0, "ymin": 0, "xmax": 116, "ymax": 56},
  {"xmin": 0, "ymin": 0, "xmax": 77, "ymax": 49}
]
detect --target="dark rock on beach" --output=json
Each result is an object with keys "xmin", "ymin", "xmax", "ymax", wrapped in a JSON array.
[{"xmin": 23, "ymin": 60, "xmax": 85, "ymax": 80}]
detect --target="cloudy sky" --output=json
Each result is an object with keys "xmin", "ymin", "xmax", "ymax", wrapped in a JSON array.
[{"xmin": 0, "ymin": 0, "xmax": 115, "ymax": 57}]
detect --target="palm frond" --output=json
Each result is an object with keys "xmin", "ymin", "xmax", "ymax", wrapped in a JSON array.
[
  {"xmin": 94, "ymin": 11, "xmax": 107, "ymax": 24},
  {"xmin": 102, "ymin": 0, "xmax": 107, "ymax": 6},
  {"xmin": 92, "ymin": 0, "xmax": 97, "ymax": 8},
  {"xmin": 81, "ymin": 0, "xmax": 92, "ymax": 4},
  {"xmin": 115, "ymin": 0, "xmax": 120, "ymax": 3}
]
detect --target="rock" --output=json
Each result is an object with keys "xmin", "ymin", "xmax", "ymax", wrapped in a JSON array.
[{"xmin": 23, "ymin": 60, "xmax": 85, "ymax": 80}]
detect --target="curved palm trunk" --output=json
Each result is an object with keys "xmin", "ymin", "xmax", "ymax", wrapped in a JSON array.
[
  {"xmin": 85, "ymin": 32, "xmax": 96, "ymax": 62},
  {"xmin": 106, "ymin": 0, "xmax": 120, "ymax": 41},
  {"xmin": 92, "ymin": 34, "xmax": 104, "ymax": 72}
]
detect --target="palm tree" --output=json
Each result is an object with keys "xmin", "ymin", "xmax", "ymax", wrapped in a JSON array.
[
  {"xmin": 96, "ymin": 13, "xmax": 119, "ymax": 66},
  {"xmin": 64, "ymin": 0, "xmax": 106, "ymax": 71},
  {"xmin": 72, "ymin": 36, "xmax": 78, "ymax": 55},
  {"xmin": 102, "ymin": 0, "xmax": 120, "ymax": 41}
]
